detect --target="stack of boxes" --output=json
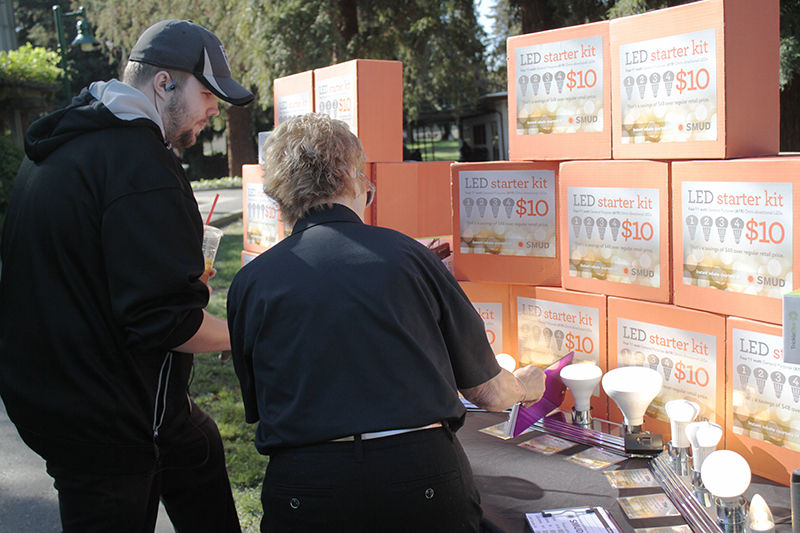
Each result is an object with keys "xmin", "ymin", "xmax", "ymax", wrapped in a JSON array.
[{"xmin": 244, "ymin": 0, "xmax": 795, "ymax": 486}]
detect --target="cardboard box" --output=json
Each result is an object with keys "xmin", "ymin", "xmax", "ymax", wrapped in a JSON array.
[
  {"xmin": 511, "ymin": 286, "xmax": 608, "ymax": 418},
  {"xmin": 607, "ymin": 297, "xmax": 726, "ymax": 441},
  {"xmin": 273, "ymin": 70, "xmax": 314, "ymax": 127},
  {"xmin": 460, "ymin": 282, "xmax": 512, "ymax": 361},
  {"xmin": 452, "ymin": 161, "xmax": 560, "ymax": 285},
  {"xmin": 507, "ymin": 21, "xmax": 611, "ymax": 160},
  {"xmin": 241, "ymin": 250, "xmax": 260, "ymax": 268},
  {"xmin": 726, "ymin": 317, "xmax": 800, "ymax": 485},
  {"xmin": 374, "ymin": 161, "xmax": 452, "ymax": 238},
  {"xmin": 672, "ymin": 157, "xmax": 800, "ymax": 324},
  {"xmin": 314, "ymin": 59, "xmax": 403, "ymax": 162},
  {"xmin": 242, "ymin": 165, "xmax": 284, "ymax": 254},
  {"xmin": 610, "ymin": 0, "xmax": 779, "ymax": 160},
  {"xmin": 559, "ymin": 160, "xmax": 671, "ymax": 302}
]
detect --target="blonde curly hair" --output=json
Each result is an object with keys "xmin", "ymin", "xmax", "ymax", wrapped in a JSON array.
[{"xmin": 262, "ymin": 113, "xmax": 367, "ymax": 224}]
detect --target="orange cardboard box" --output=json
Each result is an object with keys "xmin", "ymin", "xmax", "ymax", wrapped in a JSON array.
[
  {"xmin": 242, "ymin": 165, "xmax": 284, "ymax": 254},
  {"xmin": 726, "ymin": 317, "xmax": 800, "ymax": 485},
  {"xmin": 313, "ymin": 59, "xmax": 403, "ymax": 162},
  {"xmin": 507, "ymin": 21, "xmax": 611, "ymax": 160},
  {"xmin": 511, "ymin": 286, "xmax": 608, "ymax": 418},
  {"xmin": 460, "ymin": 282, "xmax": 512, "ymax": 361},
  {"xmin": 273, "ymin": 70, "xmax": 314, "ymax": 127},
  {"xmin": 241, "ymin": 250, "xmax": 260, "ymax": 268},
  {"xmin": 672, "ymin": 157, "xmax": 799, "ymax": 325},
  {"xmin": 559, "ymin": 160, "xmax": 671, "ymax": 303},
  {"xmin": 610, "ymin": 0, "xmax": 779, "ymax": 160},
  {"xmin": 451, "ymin": 161, "xmax": 560, "ymax": 285},
  {"xmin": 607, "ymin": 297, "xmax": 726, "ymax": 442},
  {"xmin": 374, "ymin": 161, "xmax": 452, "ymax": 238}
]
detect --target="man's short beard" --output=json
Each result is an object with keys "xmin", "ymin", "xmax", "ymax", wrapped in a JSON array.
[{"xmin": 164, "ymin": 93, "xmax": 195, "ymax": 149}]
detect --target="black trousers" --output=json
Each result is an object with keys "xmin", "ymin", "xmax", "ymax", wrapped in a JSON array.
[
  {"xmin": 45, "ymin": 403, "xmax": 241, "ymax": 533},
  {"xmin": 261, "ymin": 426, "xmax": 483, "ymax": 533}
]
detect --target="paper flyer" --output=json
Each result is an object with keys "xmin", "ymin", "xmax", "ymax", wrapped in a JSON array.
[
  {"xmin": 479, "ymin": 422, "xmax": 516, "ymax": 439},
  {"xmin": 458, "ymin": 170, "xmax": 556, "ymax": 258},
  {"xmin": 732, "ymin": 328, "xmax": 800, "ymax": 452},
  {"xmin": 245, "ymin": 184, "xmax": 281, "ymax": 250},
  {"xmin": 518, "ymin": 434, "xmax": 576, "ymax": 455},
  {"xmin": 515, "ymin": 36, "xmax": 605, "ymax": 135},
  {"xmin": 681, "ymin": 181, "xmax": 793, "ymax": 299},
  {"xmin": 567, "ymin": 187, "xmax": 661, "ymax": 287},
  {"xmin": 603, "ymin": 468, "xmax": 661, "ymax": 489},
  {"xmin": 527, "ymin": 507, "xmax": 622, "ymax": 533},
  {"xmin": 517, "ymin": 295, "xmax": 600, "ymax": 368},
  {"xmin": 276, "ymin": 91, "xmax": 312, "ymax": 124},
  {"xmin": 617, "ymin": 318, "xmax": 718, "ymax": 423},
  {"xmin": 470, "ymin": 301, "xmax": 503, "ymax": 354},
  {"xmin": 415, "ymin": 235, "xmax": 454, "ymax": 275},
  {"xmin": 618, "ymin": 494, "xmax": 680, "ymax": 519},
  {"xmin": 566, "ymin": 447, "xmax": 626, "ymax": 470},
  {"xmin": 619, "ymin": 28, "xmax": 717, "ymax": 144},
  {"xmin": 315, "ymin": 74, "xmax": 355, "ymax": 132}
]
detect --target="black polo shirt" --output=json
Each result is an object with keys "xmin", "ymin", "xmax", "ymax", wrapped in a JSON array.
[{"xmin": 228, "ymin": 203, "xmax": 500, "ymax": 453}]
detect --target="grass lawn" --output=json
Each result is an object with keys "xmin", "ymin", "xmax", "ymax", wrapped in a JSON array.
[
  {"xmin": 191, "ymin": 219, "xmax": 265, "ymax": 532},
  {"xmin": 406, "ymin": 138, "xmax": 460, "ymax": 161}
]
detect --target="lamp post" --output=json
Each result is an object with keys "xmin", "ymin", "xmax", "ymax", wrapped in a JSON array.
[{"xmin": 52, "ymin": 5, "xmax": 99, "ymax": 101}]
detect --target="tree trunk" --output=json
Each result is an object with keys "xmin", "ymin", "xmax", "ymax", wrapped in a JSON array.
[
  {"xmin": 780, "ymin": 81, "xmax": 800, "ymax": 152},
  {"xmin": 333, "ymin": 0, "xmax": 359, "ymax": 62},
  {"xmin": 226, "ymin": 105, "xmax": 256, "ymax": 177}
]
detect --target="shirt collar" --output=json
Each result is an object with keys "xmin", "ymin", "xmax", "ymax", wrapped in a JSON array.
[{"xmin": 292, "ymin": 203, "xmax": 363, "ymax": 235}]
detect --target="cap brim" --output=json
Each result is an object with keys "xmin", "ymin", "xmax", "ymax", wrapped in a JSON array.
[{"xmin": 196, "ymin": 73, "xmax": 254, "ymax": 106}]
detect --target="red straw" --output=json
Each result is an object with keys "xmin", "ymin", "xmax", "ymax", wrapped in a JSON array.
[{"xmin": 205, "ymin": 193, "xmax": 220, "ymax": 226}]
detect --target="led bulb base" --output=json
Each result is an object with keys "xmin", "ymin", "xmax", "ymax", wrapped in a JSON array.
[
  {"xmin": 690, "ymin": 470, "xmax": 713, "ymax": 507},
  {"xmin": 623, "ymin": 423, "xmax": 643, "ymax": 435},
  {"xmin": 571, "ymin": 408, "xmax": 592, "ymax": 428},
  {"xmin": 668, "ymin": 443, "xmax": 691, "ymax": 476},
  {"xmin": 715, "ymin": 496, "xmax": 747, "ymax": 533}
]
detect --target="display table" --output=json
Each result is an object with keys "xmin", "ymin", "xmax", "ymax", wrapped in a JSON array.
[{"xmin": 459, "ymin": 412, "xmax": 791, "ymax": 533}]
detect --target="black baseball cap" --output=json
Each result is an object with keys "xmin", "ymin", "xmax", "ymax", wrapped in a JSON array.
[{"xmin": 129, "ymin": 20, "xmax": 254, "ymax": 106}]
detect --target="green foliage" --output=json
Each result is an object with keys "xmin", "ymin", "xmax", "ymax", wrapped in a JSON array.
[
  {"xmin": 0, "ymin": 136, "xmax": 24, "ymax": 234},
  {"xmin": 0, "ymin": 43, "xmax": 62, "ymax": 85},
  {"xmin": 191, "ymin": 177, "xmax": 244, "ymax": 191}
]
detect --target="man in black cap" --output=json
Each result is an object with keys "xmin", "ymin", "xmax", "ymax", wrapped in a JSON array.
[{"xmin": 0, "ymin": 20, "xmax": 252, "ymax": 533}]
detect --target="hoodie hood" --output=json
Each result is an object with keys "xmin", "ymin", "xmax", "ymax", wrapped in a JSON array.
[{"xmin": 24, "ymin": 80, "xmax": 165, "ymax": 163}]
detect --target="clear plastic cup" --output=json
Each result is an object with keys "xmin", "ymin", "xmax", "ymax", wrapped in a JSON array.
[{"xmin": 202, "ymin": 225, "xmax": 224, "ymax": 277}]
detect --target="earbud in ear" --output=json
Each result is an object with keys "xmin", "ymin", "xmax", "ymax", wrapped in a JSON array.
[{"xmin": 166, "ymin": 82, "xmax": 176, "ymax": 92}]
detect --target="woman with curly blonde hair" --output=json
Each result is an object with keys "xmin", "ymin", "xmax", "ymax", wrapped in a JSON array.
[{"xmin": 228, "ymin": 112, "xmax": 544, "ymax": 533}]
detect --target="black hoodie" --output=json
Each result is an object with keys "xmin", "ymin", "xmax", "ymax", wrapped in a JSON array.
[{"xmin": 0, "ymin": 81, "xmax": 208, "ymax": 472}]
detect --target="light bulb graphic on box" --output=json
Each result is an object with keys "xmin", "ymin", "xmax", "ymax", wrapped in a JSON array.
[
  {"xmin": 650, "ymin": 72, "xmax": 661, "ymax": 98},
  {"xmin": 555, "ymin": 70, "xmax": 565, "ymax": 93},
  {"xmin": 554, "ymin": 329, "xmax": 565, "ymax": 350},
  {"xmin": 685, "ymin": 214, "xmax": 699, "ymax": 241},
  {"xmin": 633, "ymin": 351, "xmax": 645, "ymax": 366},
  {"xmin": 730, "ymin": 217, "xmax": 744, "ymax": 244},
  {"xmin": 609, "ymin": 218, "xmax": 621, "ymax": 241},
  {"xmin": 790, "ymin": 375, "xmax": 800, "ymax": 403},
  {"xmin": 532, "ymin": 325, "xmax": 541, "ymax": 345},
  {"xmin": 503, "ymin": 197, "xmax": 515, "ymax": 218},
  {"xmin": 543, "ymin": 327, "xmax": 553, "ymax": 349},
  {"xmin": 647, "ymin": 353, "xmax": 660, "ymax": 371},
  {"xmin": 596, "ymin": 217, "xmax": 608, "ymax": 240},
  {"xmin": 716, "ymin": 216, "xmax": 728, "ymax": 243},
  {"xmin": 661, "ymin": 356, "xmax": 674, "ymax": 381},
  {"xmin": 700, "ymin": 216, "xmax": 714, "ymax": 242},
  {"xmin": 543, "ymin": 72, "xmax": 553, "ymax": 94},
  {"xmin": 771, "ymin": 370, "xmax": 786, "ymax": 399},
  {"xmin": 636, "ymin": 74, "xmax": 647, "ymax": 99},
  {"xmin": 518, "ymin": 74, "xmax": 529, "ymax": 96},
  {"xmin": 571, "ymin": 215, "xmax": 582, "ymax": 238},
  {"xmin": 489, "ymin": 197, "xmax": 501, "ymax": 218},
  {"xmin": 736, "ymin": 363, "xmax": 751, "ymax": 389},
  {"xmin": 462, "ymin": 197, "xmax": 474, "ymax": 218},
  {"xmin": 531, "ymin": 73, "xmax": 541, "ymax": 96},
  {"xmin": 663, "ymin": 70, "xmax": 675, "ymax": 96},
  {"xmin": 620, "ymin": 348, "xmax": 632, "ymax": 366},
  {"xmin": 624, "ymin": 76, "xmax": 635, "ymax": 99},
  {"xmin": 583, "ymin": 217, "xmax": 595, "ymax": 239},
  {"xmin": 476, "ymin": 197, "xmax": 488, "ymax": 217},
  {"xmin": 753, "ymin": 367, "xmax": 768, "ymax": 394}
]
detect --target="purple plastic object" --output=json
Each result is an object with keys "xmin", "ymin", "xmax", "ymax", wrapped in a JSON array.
[{"xmin": 511, "ymin": 352, "xmax": 574, "ymax": 437}]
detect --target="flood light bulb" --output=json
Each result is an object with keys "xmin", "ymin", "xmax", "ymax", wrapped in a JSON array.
[
  {"xmin": 495, "ymin": 353, "xmax": 517, "ymax": 372},
  {"xmin": 602, "ymin": 366, "xmax": 662, "ymax": 431},
  {"xmin": 560, "ymin": 363, "xmax": 602, "ymax": 412}
]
